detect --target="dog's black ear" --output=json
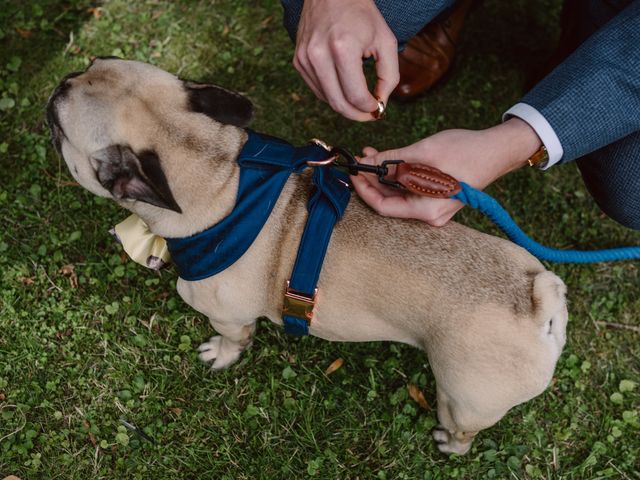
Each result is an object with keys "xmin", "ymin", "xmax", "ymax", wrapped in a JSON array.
[
  {"xmin": 92, "ymin": 145, "xmax": 182, "ymax": 213},
  {"xmin": 184, "ymin": 81, "xmax": 253, "ymax": 127}
]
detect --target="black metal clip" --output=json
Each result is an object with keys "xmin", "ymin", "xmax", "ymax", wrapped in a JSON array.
[{"xmin": 330, "ymin": 146, "xmax": 404, "ymax": 189}]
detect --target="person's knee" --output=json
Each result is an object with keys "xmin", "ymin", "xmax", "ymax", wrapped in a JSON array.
[
  {"xmin": 583, "ymin": 176, "xmax": 640, "ymax": 230},
  {"xmin": 578, "ymin": 132, "xmax": 640, "ymax": 230},
  {"xmin": 597, "ymin": 196, "xmax": 640, "ymax": 230}
]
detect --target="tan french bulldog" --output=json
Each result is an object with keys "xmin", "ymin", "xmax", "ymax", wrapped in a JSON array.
[{"xmin": 47, "ymin": 58, "xmax": 568, "ymax": 455}]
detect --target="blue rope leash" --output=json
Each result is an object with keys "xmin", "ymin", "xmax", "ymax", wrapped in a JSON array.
[
  {"xmin": 451, "ymin": 182, "xmax": 640, "ymax": 263},
  {"xmin": 320, "ymin": 148, "xmax": 639, "ymax": 264}
]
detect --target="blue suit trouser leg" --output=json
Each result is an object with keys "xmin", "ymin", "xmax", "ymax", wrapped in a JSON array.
[{"xmin": 577, "ymin": 131, "xmax": 640, "ymax": 231}]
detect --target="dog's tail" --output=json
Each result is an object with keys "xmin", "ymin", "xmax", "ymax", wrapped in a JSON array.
[{"xmin": 531, "ymin": 270, "xmax": 568, "ymax": 353}]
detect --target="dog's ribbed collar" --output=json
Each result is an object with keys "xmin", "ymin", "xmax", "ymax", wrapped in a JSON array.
[{"xmin": 165, "ymin": 129, "xmax": 351, "ymax": 335}]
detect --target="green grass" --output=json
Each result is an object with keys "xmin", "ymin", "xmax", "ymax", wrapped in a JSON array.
[{"xmin": 0, "ymin": 1, "xmax": 638, "ymax": 478}]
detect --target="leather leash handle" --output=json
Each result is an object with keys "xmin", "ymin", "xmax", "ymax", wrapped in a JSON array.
[{"xmin": 392, "ymin": 162, "xmax": 461, "ymax": 198}]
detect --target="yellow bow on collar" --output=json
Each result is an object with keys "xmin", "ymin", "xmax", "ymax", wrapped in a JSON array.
[{"xmin": 112, "ymin": 214, "xmax": 170, "ymax": 270}]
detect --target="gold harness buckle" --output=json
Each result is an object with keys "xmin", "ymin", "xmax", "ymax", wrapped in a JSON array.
[{"xmin": 282, "ymin": 281, "xmax": 317, "ymax": 323}]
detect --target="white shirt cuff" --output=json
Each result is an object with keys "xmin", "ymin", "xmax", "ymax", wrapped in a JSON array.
[{"xmin": 503, "ymin": 103, "xmax": 563, "ymax": 169}]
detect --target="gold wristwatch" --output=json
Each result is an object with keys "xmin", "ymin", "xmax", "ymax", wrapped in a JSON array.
[{"xmin": 527, "ymin": 145, "xmax": 549, "ymax": 168}]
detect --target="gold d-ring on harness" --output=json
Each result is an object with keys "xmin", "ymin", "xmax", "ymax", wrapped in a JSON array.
[
  {"xmin": 307, "ymin": 138, "xmax": 339, "ymax": 166},
  {"xmin": 307, "ymin": 155, "xmax": 338, "ymax": 167}
]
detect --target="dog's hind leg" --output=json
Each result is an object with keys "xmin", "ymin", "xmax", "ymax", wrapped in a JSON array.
[
  {"xmin": 431, "ymin": 388, "xmax": 489, "ymax": 455},
  {"xmin": 428, "ymin": 271, "xmax": 568, "ymax": 455},
  {"xmin": 198, "ymin": 319, "xmax": 256, "ymax": 370}
]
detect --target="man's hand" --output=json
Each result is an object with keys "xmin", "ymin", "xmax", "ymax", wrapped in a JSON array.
[
  {"xmin": 351, "ymin": 118, "xmax": 543, "ymax": 226},
  {"xmin": 294, "ymin": 0, "xmax": 399, "ymax": 121}
]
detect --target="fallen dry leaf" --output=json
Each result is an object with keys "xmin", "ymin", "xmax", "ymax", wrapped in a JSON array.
[
  {"xmin": 87, "ymin": 7, "xmax": 103, "ymax": 19},
  {"xmin": 222, "ymin": 25, "xmax": 230, "ymax": 36},
  {"xmin": 59, "ymin": 264, "xmax": 78, "ymax": 289},
  {"xmin": 408, "ymin": 384, "xmax": 430, "ymax": 410},
  {"xmin": 325, "ymin": 358, "xmax": 344, "ymax": 375},
  {"xmin": 170, "ymin": 407, "xmax": 183, "ymax": 416},
  {"xmin": 260, "ymin": 16, "xmax": 274, "ymax": 28},
  {"xmin": 0, "ymin": 392, "xmax": 6, "ymax": 401},
  {"xmin": 16, "ymin": 28, "xmax": 33, "ymax": 39},
  {"xmin": 291, "ymin": 92, "xmax": 301, "ymax": 102},
  {"xmin": 55, "ymin": 329, "xmax": 72, "ymax": 340},
  {"xmin": 20, "ymin": 276, "xmax": 35, "ymax": 286},
  {"xmin": 60, "ymin": 264, "xmax": 75, "ymax": 275},
  {"xmin": 58, "ymin": 180, "xmax": 80, "ymax": 187},
  {"xmin": 155, "ymin": 291, "xmax": 169, "ymax": 301},
  {"xmin": 83, "ymin": 419, "xmax": 97, "ymax": 446},
  {"xmin": 3, "ymin": 476, "xmax": 23, "ymax": 480}
]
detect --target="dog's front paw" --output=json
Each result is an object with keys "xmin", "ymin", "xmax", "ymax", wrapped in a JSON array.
[
  {"xmin": 432, "ymin": 426, "xmax": 474, "ymax": 455},
  {"xmin": 198, "ymin": 336, "xmax": 247, "ymax": 370}
]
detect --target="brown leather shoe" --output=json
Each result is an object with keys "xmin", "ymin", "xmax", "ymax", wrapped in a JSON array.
[{"xmin": 392, "ymin": 0, "xmax": 475, "ymax": 101}]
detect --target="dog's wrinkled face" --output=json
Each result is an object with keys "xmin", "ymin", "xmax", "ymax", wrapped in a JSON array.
[{"xmin": 47, "ymin": 58, "xmax": 252, "ymax": 213}]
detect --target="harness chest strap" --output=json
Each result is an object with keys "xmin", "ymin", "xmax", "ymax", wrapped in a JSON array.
[{"xmin": 282, "ymin": 164, "xmax": 350, "ymax": 335}]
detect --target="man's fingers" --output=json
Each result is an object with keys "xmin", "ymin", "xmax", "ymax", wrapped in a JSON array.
[
  {"xmin": 373, "ymin": 36, "xmax": 400, "ymax": 104},
  {"xmin": 351, "ymin": 173, "xmax": 411, "ymax": 218},
  {"xmin": 361, "ymin": 146, "xmax": 378, "ymax": 157},
  {"xmin": 333, "ymin": 44, "xmax": 379, "ymax": 113},
  {"xmin": 357, "ymin": 147, "xmax": 405, "ymax": 179},
  {"xmin": 293, "ymin": 49, "xmax": 327, "ymax": 102},
  {"xmin": 371, "ymin": 147, "xmax": 409, "ymax": 163},
  {"xmin": 353, "ymin": 171, "xmax": 465, "ymax": 226},
  {"xmin": 351, "ymin": 170, "xmax": 404, "ymax": 198},
  {"xmin": 307, "ymin": 45, "xmax": 374, "ymax": 121},
  {"xmin": 416, "ymin": 199, "xmax": 464, "ymax": 227},
  {"xmin": 427, "ymin": 204, "xmax": 463, "ymax": 227}
]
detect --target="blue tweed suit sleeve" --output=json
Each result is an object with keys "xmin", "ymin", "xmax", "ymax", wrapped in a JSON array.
[{"xmin": 520, "ymin": 1, "xmax": 640, "ymax": 164}]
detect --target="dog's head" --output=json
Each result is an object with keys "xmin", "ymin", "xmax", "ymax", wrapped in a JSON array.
[{"xmin": 46, "ymin": 58, "xmax": 253, "ymax": 215}]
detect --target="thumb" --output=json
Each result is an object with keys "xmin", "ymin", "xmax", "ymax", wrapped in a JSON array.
[
  {"xmin": 361, "ymin": 146, "xmax": 378, "ymax": 157},
  {"xmin": 373, "ymin": 36, "xmax": 400, "ymax": 105},
  {"xmin": 358, "ymin": 147, "xmax": 405, "ymax": 165},
  {"xmin": 370, "ymin": 147, "xmax": 409, "ymax": 164}
]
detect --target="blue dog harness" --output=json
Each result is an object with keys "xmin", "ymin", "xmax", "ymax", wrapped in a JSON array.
[
  {"xmin": 166, "ymin": 130, "xmax": 351, "ymax": 336},
  {"xmin": 164, "ymin": 129, "xmax": 639, "ymax": 338}
]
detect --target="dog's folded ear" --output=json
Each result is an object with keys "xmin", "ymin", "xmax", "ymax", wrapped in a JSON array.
[
  {"xmin": 92, "ymin": 145, "xmax": 182, "ymax": 213},
  {"xmin": 184, "ymin": 81, "xmax": 253, "ymax": 127}
]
